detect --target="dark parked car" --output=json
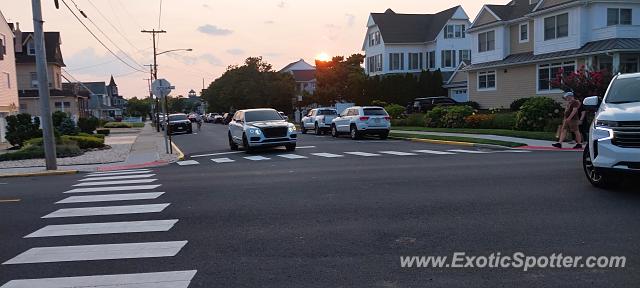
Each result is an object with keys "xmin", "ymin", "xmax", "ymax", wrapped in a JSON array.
[
  {"xmin": 167, "ymin": 113, "xmax": 193, "ymax": 135},
  {"xmin": 413, "ymin": 97, "xmax": 458, "ymax": 112}
]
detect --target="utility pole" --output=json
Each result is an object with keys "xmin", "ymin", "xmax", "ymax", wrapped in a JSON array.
[
  {"xmin": 144, "ymin": 64, "xmax": 160, "ymax": 132},
  {"xmin": 31, "ymin": 0, "xmax": 57, "ymax": 170},
  {"xmin": 141, "ymin": 29, "xmax": 166, "ymax": 137}
]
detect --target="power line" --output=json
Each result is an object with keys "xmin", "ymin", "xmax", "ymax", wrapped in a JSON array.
[
  {"xmin": 68, "ymin": 0, "xmax": 144, "ymax": 69},
  {"xmin": 85, "ymin": 0, "xmax": 142, "ymax": 54},
  {"xmin": 157, "ymin": 0, "xmax": 164, "ymax": 49},
  {"xmin": 59, "ymin": 0, "xmax": 146, "ymax": 73}
]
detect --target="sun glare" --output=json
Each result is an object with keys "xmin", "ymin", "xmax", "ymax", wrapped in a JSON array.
[{"xmin": 316, "ymin": 52, "xmax": 331, "ymax": 62}]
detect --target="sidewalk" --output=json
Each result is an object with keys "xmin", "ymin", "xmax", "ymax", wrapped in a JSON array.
[
  {"xmin": 390, "ymin": 130, "xmax": 557, "ymax": 147},
  {"xmin": 0, "ymin": 123, "xmax": 178, "ymax": 176}
]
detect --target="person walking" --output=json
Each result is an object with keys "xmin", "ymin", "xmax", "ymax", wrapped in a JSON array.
[{"xmin": 553, "ymin": 92, "xmax": 583, "ymax": 149}]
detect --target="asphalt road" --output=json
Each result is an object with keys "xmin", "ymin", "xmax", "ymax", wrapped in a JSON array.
[{"xmin": 1, "ymin": 122, "xmax": 639, "ymax": 287}]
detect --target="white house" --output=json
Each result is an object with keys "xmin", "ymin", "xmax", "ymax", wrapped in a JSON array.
[
  {"xmin": 280, "ymin": 59, "xmax": 316, "ymax": 101},
  {"xmin": 0, "ymin": 11, "xmax": 18, "ymax": 143},
  {"xmin": 465, "ymin": 0, "xmax": 640, "ymax": 109},
  {"xmin": 362, "ymin": 6, "xmax": 472, "ymax": 84}
]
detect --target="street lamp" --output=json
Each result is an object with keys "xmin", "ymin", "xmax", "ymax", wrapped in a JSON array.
[{"xmin": 156, "ymin": 48, "xmax": 193, "ymax": 56}]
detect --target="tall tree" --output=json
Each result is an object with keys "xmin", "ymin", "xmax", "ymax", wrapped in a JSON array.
[{"xmin": 313, "ymin": 54, "xmax": 366, "ymax": 105}]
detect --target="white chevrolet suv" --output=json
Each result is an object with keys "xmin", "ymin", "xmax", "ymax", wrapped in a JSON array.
[
  {"xmin": 582, "ymin": 73, "xmax": 640, "ymax": 188},
  {"xmin": 331, "ymin": 106, "xmax": 391, "ymax": 140},
  {"xmin": 300, "ymin": 108, "xmax": 338, "ymax": 135},
  {"xmin": 228, "ymin": 109, "xmax": 297, "ymax": 153}
]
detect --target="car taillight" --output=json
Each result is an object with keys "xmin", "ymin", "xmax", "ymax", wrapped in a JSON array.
[
  {"xmin": 384, "ymin": 116, "xmax": 391, "ymax": 121},
  {"xmin": 359, "ymin": 116, "xmax": 369, "ymax": 121}
]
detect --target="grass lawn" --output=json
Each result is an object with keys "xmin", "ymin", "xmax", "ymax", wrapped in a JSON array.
[
  {"xmin": 392, "ymin": 126, "xmax": 556, "ymax": 141},
  {"xmin": 390, "ymin": 132, "xmax": 527, "ymax": 148}
]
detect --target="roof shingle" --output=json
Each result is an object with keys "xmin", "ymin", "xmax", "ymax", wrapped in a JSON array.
[{"xmin": 370, "ymin": 6, "xmax": 460, "ymax": 44}]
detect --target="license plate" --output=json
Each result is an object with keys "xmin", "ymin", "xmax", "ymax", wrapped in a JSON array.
[
  {"xmin": 177, "ymin": 127, "xmax": 183, "ymax": 130},
  {"xmin": 375, "ymin": 118, "xmax": 381, "ymax": 123}
]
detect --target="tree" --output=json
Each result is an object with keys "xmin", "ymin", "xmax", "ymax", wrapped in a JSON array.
[
  {"xmin": 202, "ymin": 57, "xmax": 295, "ymax": 112},
  {"xmin": 313, "ymin": 54, "xmax": 366, "ymax": 105},
  {"xmin": 5, "ymin": 114, "xmax": 42, "ymax": 147},
  {"xmin": 126, "ymin": 97, "xmax": 152, "ymax": 119}
]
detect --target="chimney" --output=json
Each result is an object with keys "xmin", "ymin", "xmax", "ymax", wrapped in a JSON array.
[{"xmin": 14, "ymin": 22, "xmax": 22, "ymax": 53}]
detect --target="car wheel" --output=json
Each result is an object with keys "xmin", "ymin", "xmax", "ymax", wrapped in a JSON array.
[
  {"xmin": 300, "ymin": 123, "xmax": 307, "ymax": 134},
  {"xmin": 350, "ymin": 125, "xmax": 360, "ymax": 140},
  {"xmin": 285, "ymin": 143, "xmax": 296, "ymax": 151},
  {"xmin": 315, "ymin": 123, "xmax": 322, "ymax": 135},
  {"xmin": 331, "ymin": 125, "xmax": 338, "ymax": 138},
  {"xmin": 229, "ymin": 132, "xmax": 239, "ymax": 151},
  {"xmin": 379, "ymin": 131, "xmax": 389, "ymax": 140},
  {"xmin": 583, "ymin": 145, "xmax": 613, "ymax": 189},
  {"xmin": 242, "ymin": 134, "xmax": 254, "ymax": 153},
  {"xmin": 187, "ymin": 129, "xmax": 193, "ymax": 134}
]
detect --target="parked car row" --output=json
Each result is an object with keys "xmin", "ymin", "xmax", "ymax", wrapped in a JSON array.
[{"xmin": 302, "ymin": 106, "xmax": 391, "ymax": 140}]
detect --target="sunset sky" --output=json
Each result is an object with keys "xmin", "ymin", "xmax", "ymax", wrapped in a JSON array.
[{"xmin": 2, "ymin": 1, "xmax": 486, "ymax": 98}]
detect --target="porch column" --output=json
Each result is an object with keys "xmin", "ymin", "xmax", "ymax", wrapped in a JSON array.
[{"xmin": 612, "ymin": 53, "xmax": 621, "ymax": 73}]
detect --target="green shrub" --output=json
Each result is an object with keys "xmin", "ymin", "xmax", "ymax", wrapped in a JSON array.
[
  {"xmin": 515, "ymin": 97, "xmax": 563, "ymax": 131},
  {"xmin": 0, "ymin": 142, "xmax": 82, "ymax": 161},
  {"xmin": 510, "ymin": 97, "xmax": 533, "ymax": 111},
  {"xmin": 371, "ymin": 100, "xmax": 388, "ymax": 107},
  {"xmin": 78, "ymin": 132, "xmax": 105, "ymax": 139},
  {"xmin": 384, "ymin": 104, "xmax": 405, "ymax": 119},
  {"xmin": 405, "ymin": 113, "xmax": 426, "ymax": 126},
  {"xmin": 491, "ymin": 112, "xmax": 517, "ymax": 129},
  {"xmin": 104, "ymin": 122, "xmax": 133, "ymax": 128},
  {"xmin": 460, "ymin": 101, "xmax": 481, "ymax": 110},
  {"xmin": 62, "ymin": 135, "xmax": 105, "ymax": 149},
  {"xmin": 78, "ymin": 117, "xmax": 99, "ymax": 134},
  {"xmin": 96, "ymin": 128, "xmax": 110, "ymax": 136},
  {"xmin": 52, "ymin": 111, "xmax": 69, "ymax": 128},
  {"xmin": 4, "ymin": 114, "xmax": 42, "ymax": 147},
  {"xmin": 426, "ymin": 106, "xmax": 474, "ymax": 128},
  {"xmin": 58, "ymin": 118, "xmax": 79, "ymax": 135},
  {"xmin": 464, "ymin": 114, "xmax": 496, "ymax": 129}
]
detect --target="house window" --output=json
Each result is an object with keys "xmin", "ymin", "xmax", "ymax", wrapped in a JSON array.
[
  {"xmin": 597, "ymin": 55, "xmax": 613, "ymax": 72},
  {"xmin": 454, "ymin": 89, "xmax": 467, "ymax": 95},
  {"xmin": 519, "ymin": 23, "xmax": 529, "ymax": 42},
  {"xmin": 389, "ymin": 53, "xmax": 404, "ymax": 71},
  {"xmin": 478, "ymin": 30, "xmax": 495, "ymax": 52},
  {"xmin": 621, "ymin": 55, "xmax": 640, "ymax": 73},
  {"xmin": 3, "ymin": 72, "xmax": 10, "ymax": 88},
  {"xmin": 537, "ymin": 61, "xmax": 576, "ymax": 92},
  {"xmin": 27, "ymin": 40, "xmax": 36, "ymax": 55},
  {"xmin": 444, "ymin": 24, "xmax": 466, "ymax": 39},
  {"xmin": 30, "ymin": 72, "xmax": 38, "ymax": 88},
  {"xmin": 477, "ymin": 71, "xmax": 496, "ymax": 90},
  {"xmin": 408, "ymin": 53, "xmax": 423, "ymax": 70},
  {"xmin": 0, "ymin": 34, "xmax": 5, "ymax": 60},
  {"xmin": 367, "ymin": 54, "xmax": 383, "ymax": 73},
  {"xmin": 607, "ymin": 8, "xmax": 632, "ymax": 26},
  {"xmin": 441, "ymin": 50, "xmax": 456, "ymax": 68},
  {"xmin": 427, "ymin": 51, "xmax": 436, "ymax": 69},
  {"xmin": 459, "ymin": 50, "xmax": 471, "ymax": 63},
  {"xmin": 54, "ymin": 101, "xmax": 71, "ymax": 112},
  {"xmin": 544, "ymin": 13, "xmax": 569, "ymax": 40},
  {"xmin": 369, "ymin": 31, "xmax": 381, "ymax": 46}
]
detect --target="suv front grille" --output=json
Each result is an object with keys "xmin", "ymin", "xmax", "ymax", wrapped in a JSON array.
[
  {"xmin": 262, "ymin": 127, "xmax": 288, "ymax": 138},
  {"xmin": 612, "ymin": 122, "xmax": 640, "ymax": 148}
]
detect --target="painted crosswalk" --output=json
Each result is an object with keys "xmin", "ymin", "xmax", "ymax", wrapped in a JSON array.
[
  {"xmin": 311, "ymin": 153, "xmax": 344, "ymax": 158},
  {"xmin": 0, "ymin": 270, "xmax": 197, "ymax": 288},
  {"xmin": 448, "ymin": 149, "xmax": 491, "ymax": 154},
  {"xmin": 379, "ymin": 151, "xmax": 418, "ymax": 156},
  {"xmin": 277, "ymin": 154, "xmax": 308, "ymax": 159},
  {"xmin": 413, "ymin": 149, "xmax": 457, "ymax": 155},
  {"xmin": 244, "ymin": 155, "xmax": 270, "ymax": 161},
  {"xmin": 211, "ymin": 157, "xmax": 235, "ymax": 163},
  {"xmin": 56, "ymin": 192, "xmax": 165, "ymax": 204},
  {"xmin": 3, "ymin": 241, "xmax": 188, "ymax": 264},
  {"xmin": 344, "ymin": 152, "xmax": 380, "ymax": 157},
  {"xmin": 42, "ymin": 203, "xmax": 171, "ymax": 218},
  {"xmin": 1, "ymin": 168, "xmax": 197, "ymax": 287}
]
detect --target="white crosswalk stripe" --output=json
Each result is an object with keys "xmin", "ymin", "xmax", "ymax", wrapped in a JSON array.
[
  {"xmin": 73, "ymin": 179, "xmax": 158, "ymax": 187},
  {"xmin": 25, "ymin": 220, "xmax": 179, "ymax": 238},
  {"xmin": 211, "ymin": 157, "xmax": 235, "ymax": 163},
  {"xmin": 177, "ymin": 160, "xmax": 199, "ymax": 166},
  {"xmin": 413, "ymin": 149, "xmax": 457, "ymax": 155},
  {"xmin": 42, "ymin": 203, "xmax": 170, "ymax": 218},
  {"xmin": 2, "ymin": 241, "xmax": 188, "ymax": 264},
  {"xmin": 448, "ymin": 149, "xmax": 491, "ymax": 154},
  {"xmin": 277, "ymin": 154, "xmax": 308, "ymax": 159},
  {"xmin": 0, "ymin": 270, "xmax": 197, "ymax": 288},
  {"xmin": 244, "ymin": 156, "xmax": 270, "ymax": 161},
  {"xmin": 78, "ymin": 174, "xmax": 156, "ymax": 181},
  {"xmin": 65, "ymin": 184, "xmax": 161, "ymax": 194},
  {"xmin": 88, "ymin": 169, "xmax": 152, "ymax": 176},
  {"xmin": 311, "ymin": 153, "xmax": 343, "ymax": 158},
  {"xmin": 379, "ymin": 151, "xmax": 418, "ymax": 156},
  {"xmin": 56, "ymin": 192, "xmax": 165, "ymax": 204},
  {"xmin": 344, "ymin": 152, "xmax": 380, "ymax": 157}
]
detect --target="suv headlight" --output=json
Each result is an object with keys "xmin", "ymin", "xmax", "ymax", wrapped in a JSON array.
[
  {"xmin": 288, "ymin": 124, "xmax": 296, "ymax": 133},
  {"xmin": 594, "ymin": 120, "xmax": 614, "ymax": 141},
  {"xmin": 247, "ymin": 127, "xmax": 262, "ymax": 135}
]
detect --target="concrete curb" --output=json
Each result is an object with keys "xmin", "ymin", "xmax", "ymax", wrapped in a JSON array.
[
  {"xmin": 389, "ymin": 136, "xmax": 520, "ymax": 149},
  {"xmin": 171, "ymin": 142, "xmax": 185, "ymax": 161},
  {"xmin": 0, "ymin": 170, "xmax": 78, "ymax": 178}
]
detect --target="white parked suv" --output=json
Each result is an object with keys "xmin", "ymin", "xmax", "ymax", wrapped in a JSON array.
[
  {"xmin": 300, "ymin": 108, "xmax": 338, "ymax": 135},
  {"xmin": 582, "ymin": 72, "xmax": 640, "ymax": 188},
  {"xmin": 228, "ymin": 108, "xmax": 297, "ymax": 153},
  {"xmin": 330, "ymin": 106, "xmax": 391, "ymax": 140}
]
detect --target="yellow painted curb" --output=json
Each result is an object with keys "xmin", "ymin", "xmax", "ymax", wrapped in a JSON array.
[
  {"xmin": 171, "ymin": 142, "xmax": 185, "ymax": 160},
  {"xmin": 0, "ymin": 170, "xmax": 78, "ymax": 178}
]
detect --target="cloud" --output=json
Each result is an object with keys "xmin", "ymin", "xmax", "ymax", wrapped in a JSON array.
[
  {"xmin": 201, "ymin": 54, "xmax": 224, "ymax": 66},
  {"xmin": 277, "ymin": 1, "xmax": 286, "ymax": 8},
  {"xmin": 345, "ymin": 13, "xmax": 356, "ymax": 27},
  {"xmin": 65, "ymin": 47, "xmax": 144, "ymax": 78},
  {"xmin": 166, "ymin": 52, "xmax": 224, "ymax": 67},
  {"xmin": 263, "ymin": 52, "xmax": 282, "ymax": 59},
  {"xmin": 226, "ymin": 48, "xmax": 245, "ymax": 55},
  {"xmin": 197, "ymin": 24, "xmax": 233, "ymax": 36}
]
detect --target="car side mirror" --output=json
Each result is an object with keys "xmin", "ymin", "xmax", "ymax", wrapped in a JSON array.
[{"xmin": 583, "ymin": 96, "xmax": 601, "ymax": 111}]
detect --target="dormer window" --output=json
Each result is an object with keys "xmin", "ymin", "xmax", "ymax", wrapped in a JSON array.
[
  {"xmin": 444, "ymin": 24, "xmax": 466, "ymax": 39},
  {"xmin": 27, "ymin": 40, "xmax": 36, "ymax": 55},
  {"xmin": 478, "ymin": 30, "xmax": 495, "ymax": 52},
  {"xmin": 607, "ymin": 8, "xmax": 632, "ymax": 26},
  {"xmin": 369, "ymin": 31, "xmax": 381, "ymax": 46}
]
